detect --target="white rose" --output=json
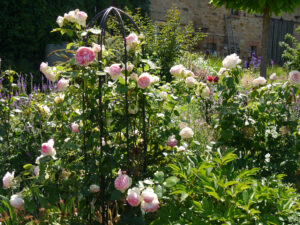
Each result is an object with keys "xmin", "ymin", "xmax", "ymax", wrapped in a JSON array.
[
  {"xmin": 179, "ymin": 127, "xmax": 194, "ymax": 139},
  {"xmin": 56, "ymin": 16, "xmax": 64, "ymax": 27},
  {"xmin": 92, "ymin": 43, "xmax": 105, "ymax": 53},
  {"xmin": 150, "ymin": 75, "xmax": 160, "ymax": 84},
  {"xmin": 269, "ymin": 73, "xmax": 277, "ymax": 81},
  {"xmin": 54, "ymin": 94, "xmax": 65, "ymax": 104},
  {"xmin": 201, "ymin": 85, "xmax": 210, "ymax": 98},
  {"xmin": 159, "ymin": 91, "xmax": 168, "ymax": 99},
  {"xmin": 76, "ymin": 11, "xmax": 88, "ymax": 26},
  {"xmin": 185, "ymin": 76, "xmax": 197, "ymax": 87},
  {"xmin": 39, "ymin": 105, "xmax": 50, "ymax": 115},
  {"xmin": 10, "ymin": 194, "xmax": 24, "ymax": 209},
  {"xmin": 289, "ymin": 70, "xmax": 300, "ymax": 84},
  {"xmin": 252, "ymin": 77, "xmax": 267, "ymax": 87},
  {"xmin": 170, "ymin": 64, "xmax": 185, "ymax": 78},
  {"xmin": 2, "ymin": 171, "xmax": 14, "ymax": 189},
  {"xmin": 222, "ymin": 53, "xmax": 241, "ymax": 69},
  {"xmin": 90, "ymin": 184, "xmax": 100, "ymax": 193}
]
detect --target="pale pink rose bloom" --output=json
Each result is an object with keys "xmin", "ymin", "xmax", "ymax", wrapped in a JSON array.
[
  {"xmin": 141, "ymin": 187, "xmax": 157, "ymax": 203},
  {"xmin": 289, "ymin": 70, "xmax": 300, "ymax": 84},
  {"xmin": 125, "ymin": 33, "xmax": 139, "ymax": 50},
  {"xmin": 10, "ymin": 195, "xmax": 24, "ymax": 209},
  {"xmin": 3, "ymin": 171, "xmax": 14, "ymax": 189},
  {"xmin": 141, "ymin": 198, "xmax": 159, "ymax": 213},
  {"xmin": 166, "ymin": 135, "xmax": 177, "ymax": 147},
  {"xmin": 56, "ymin": 16, "xmax": 64, "ymax": 27},
  {"xmin": 71, "ymin": 122, "xmax": 79, "ymax": 133},
  {"xmin": 75, "ymin": 47, "xmax": 96, "ymax": 66},
  {"xmin": 76, "ymin": 11, "xmax": 87, "ymax": 26},
  {"xmin": 57, "ymin": 78, "xmax": 69, "ymax": 91},
  {"xmin": 34, "ymin": 166, "xmax": 39, "ymax": 177},
  {"xmin": 90, "ymin": 184, "xmax": 100, "ymax": 193},
  {"xmin": 252, "ymin": 77, "xmax": 267, "ymax": 87},
  {"xmin": 179, "ymin": 127, "xmax": 194, "ymax": 139},
  {"xmin": 138, "ymin": 73, "xmax": 151, "ymax": 89},
  {"xmin": 64, "ymin": 10, "xmax": 77, "ymax": 22},
  {"xmin": 114, "ymin": 173, "xmax": 132, "ymax": 193},
  {"xmin": 122, "ymin": 63, "xmax": 134, "ymax": 73},
  {"xmin": 185, "ymin": 76, "xmax": 196, "ymax": 87},
  {"xmin": 159, "ymin": 91, "xmax": 168, "ymax": 99},
  {"xmin": 40, "ymin": 62, "xmax": 48, "ymax": 72},
  {"xmin": 41, "ymin": 139, "xmax": 56, "ymax": 159},
  {"xmin": 104, "ymin": 64, "xmax": 122, "ymax": 80},
  {"xmin": 92, "ymin": 43, "xmax": 105, "ymax": 53},
  {"xmin": 170, "ymin": 64, "xmax": 185, "ymax": 78},
  {"xmin": 183, "ymin": 69, "xmax": 195, "ymax": 77},
  {"xmin": 127, "ymin": 187, "xmax": 141, "ymax": 207}
]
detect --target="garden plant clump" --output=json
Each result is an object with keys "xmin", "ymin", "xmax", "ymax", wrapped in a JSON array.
[{"xmin": 0, "ymin": 7, "xmax": 299, "ymax": 225}]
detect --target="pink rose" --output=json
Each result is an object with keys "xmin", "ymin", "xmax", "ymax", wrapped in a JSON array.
[
  {"xmin": 71, "ymin": 122, "xmax": 79, "ymax": 133},
  {"xmin": 41, "ymin": 139, "xmax": 55, "ymax": 156},
  {"xmin": 127, "ymin": 187, "xmax": 141, "ymax": 207},
  {"xmin": 137, "ymin": 73, "xmax": 151, "ymax": 89},
  {"xmin": 130, "ymin": 73, "xmax": 139, "ymax": 81},
  {"xmin": 2, "ymin": 171, "xmax": 14, "ymax": 189},
  {"xmin": 170, "ymin": 65, "xmax": 185, "ymax": 78},
  {"xmin": 105, "ymin": 64, "xmax": 122, "ymax": 80},
  {"xmin": 166, "ymin": 135, "xmax": 177, "ymax": 147},
  {"xmin": 289, "ymin": 70, "xmax": 300, "ymax": 84},
  {"xmin": 57, "ymin": 78, "xmax": 69, "ymax": 91},
  {"xmin": 141, "ymin": 198, "xmax": 159, "ymax": 213},
  {"xmin": 114, "ymin": 173, "xmax": 132, "ymax": 193},
  {"xmin": 10, "ymin": 195, "xmax": 24, "ymax": 209},
  {"xmin": 75, "ymin": 47, "xmax": 95, "ymax": 66},
  {"xmin": 125, "ymin": 33, "xmax": 139, "ymax": 50},
  {"xmin": 141, "ymin": 187, "xmax": 157, "ymax": 203},
  {"xmin": 76, "ymin": 11, "xmax": 87, "ymax": 26}
]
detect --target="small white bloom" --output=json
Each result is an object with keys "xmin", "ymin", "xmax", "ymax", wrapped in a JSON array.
[
  {"xmin": 10, "ymin": 194, "xmax": 24, "ymax": 209},
  {"xmin": 54, "ymin": 94, "xmax": 65, "ymax": 104},
  {"xmin": 179, "ymin": 127, "xmax": 194, "ymax": 139},
  {"xmin": 265, "ymin": 153, "xmax": 271, "ymax": 163},
  {"xmin": 185, "ymin": 76, "xmax": 197, "ymax": 87},
  {"xmin": 252, "ymin": 77, "xmax": 267, "ymax": 87},
  {"xmin": 90, "ymin": 184, "xmax": 100, "ymax": 193},
  {"xmin": 222, "ymin": 53, "xmax": 241, "ymax": 69},
  {"xmin": 56, "ymin": 16, "xmax": 64, "ymax": 27},
  {"xmin": 269, "ymin": 73, "xmax": 277, "ymax": 81},
  {"xmin": 2, "ymin": 171, "xmax": 14, "ymax": 189}
]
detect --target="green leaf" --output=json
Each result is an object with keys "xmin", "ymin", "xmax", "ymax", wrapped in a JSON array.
[
  {"xmin": 23, "ymin": 164, "xmax": 33, "ymax": 170},
  {"xmin": 164, "ymin": 176, "xmax": 179, "ymax": 187},
  {"xmin": 154, "ymin": 171, "xmax": 165, "ymax": 183},
  {"xmin": 180, "ymin": 192, "xmax": 189, "ymax": 202},
  {"xmin": 205, "ymin": 191, "xmax": 220, "ymax": 201},
  {"xmin": 111, "ymin": 190, "xmax": 122, "ymax": 200}
]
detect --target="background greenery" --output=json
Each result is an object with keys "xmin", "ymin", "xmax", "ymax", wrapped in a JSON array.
[{"xmin": 0, "ymin": 0, "xmax": 150, "ymax": 76}]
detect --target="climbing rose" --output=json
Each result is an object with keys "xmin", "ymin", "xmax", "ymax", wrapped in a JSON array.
[
  {"xmin": 104, "ymin": 64, "xmax": 122, "ymax": 80},
  {"xmin": 3, "ymin": 171, "xmax": 14, "ymax": 189},
  {"xmin": 170, "ymin": 65, "xmax": 185, "ymax": 78},
  {"xmin": 137, "ymin": 73, "xmax": 151, "ymax": 89},
  {"xmin": 114, "ymin": 172, "xmax": 132, "ymax": 193},
  {"xmin": 141, "ymin": 187, "xmax": 157, "ymax": 203},
  {"xmin": 64, "ymin": 10, "xmax": 77, "ymax": 22},
  {"xmin": 159, "ymin": 91, "xmax": 168, "ymax": 99},
  {"xmin": 90, "ymin": 184, "xmax": 100, "ymax": 193},
  {"xmin": 252, "ymin": 77, "xmax": 267, "ymax": 87},
  {"xmin": 166, "ymin": 135, "xmax": 177, "ymax": 147},
  {"xmin": 222, "ymin": 53, "xmax": 241, "ymax": 69},
  {"xmin": 130, "ymin": 73, "xmax": 139, "ymax": 81},
  {"xmin": 123, "ymin": 63, "xmax": 134, "ymax": 73},
  {"xmin": 54, "ymin": 94, "xmax": 65, "ymax": 104},
  {"xmin": 127, "ymin": 187, "xmax": 141, "ymax": 207},
  {"xmin": 41, "ymin": 139, "xmax": 56, "ymax": 159},
  {"xmin": 92, "ymin": 43, "xmax": 105, "ymax": 53},
  {"xmin": 141, "ymin": 198, "xmax": 159, "ymax": 213},
  {"xmin": 40, "ymin": 62, "xmax": 56, "ymax": 82},
  {"xmin": 75, "ymin": 47, "xmax": 95, "ymax": 66},
  {"xmin": 289, "ymin": 70, "xmax": 300, "ymax": 84},
  {"xmin": 56, "ymin": 16, "xmax": 64, "ymax": 27},
  {"xmin": 71, "ymin": 122, "xmax": 79, "ymax": 133},
  {"xmin": 186, "ymin": 76, "xmax": 196, "ymax": 87},
  {"xmin": 179, "ymin": 127, "xmax": 194, "ymax": 139},
  {"xmin": 76, "ymin": 11, "xmax": 87, "ymax": 26},
  {"xmin": 10, "ymin": 195, "xmax": 24, "ymax": 209},
  {"xmin": 57, "ymin": 78, "xmax": 69, "ymax": 91},
  {"xmin": 150, "ymin": 75, "xmax": 160, "ymax": 84},
  {"xmin": 125, "ymin": 33, "xmax": 139, "ymax": 49}
]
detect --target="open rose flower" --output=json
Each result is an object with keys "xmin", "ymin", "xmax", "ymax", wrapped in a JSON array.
[
  {"xmin": 122, "ymin": 63, "xmax": 134, "ymax": 73},
  {"xmin": 186, "ymin": 76, "xmax": 196, "ymax": 87},
  {"xmin": 114, "ymin": 171, "xmax": 132, "ymax": 193},
  {"xmin": 138, "ymin": 73, "xmax": 152, "ymax": 89},
  {"xmin": 56, "ymin": 16, "xmax": 64, "ymax": 27},
  {"xmin": 289, "ymin": 70, "xmax": 300, "ymax": 84},
  {"xmin": 141, "ymin": 187, "xmax": 157, "ymax": 203},
  {"xmin": 64, "ymin": 9, "xmax": 77, "ymax": 22},
  {"xmin": 179, "ymin": 127, "xmax": 194, "ymax": 139},
  {"xmin": 90, "ymin": 184, "xmax": 100, "ymax": 193},
  {"xmin": 166, "ymin": 135, "xmax": 177, "ymax": 147},
  {"xmin": 40, "ymin": 62, "xmax": 56, "ymax": 82},
  {"xmin": 3, "ymin": 171, "xmax": 14, "ymax": 189},
  {"xmin": 75, "ymin": 47, "xmax": 95, "ymax": 66},
  {"xmin": 10, "ymin": 194, "xmax": 24, "ymax": 209},
  {"xmin": 92, "ymin": 43, "xmax": 105, "ymax": 53},
  {"xmin": 71, "ymin": 122, "xmax": 79, "ymax": 133},
  {"xmin": 222, "ymin": 53, "xmax": 241, "ymax": 69},
  {"xmin": 252, "ymin": 76, "xmax": 267, "ymax": 87},
  {"xmin": 76, "ymin": 11, "xmax": 87, "ymax": 26},
  {"xmin": 104, "ymin": 64, "xmax": 122, "ymax": 80},
  {"xmin": 57, "ymin": 78, "xmax": 69, "ymax": 91},
  {"xmin": 127, "ymin": 187, "xmax": 141, "ymax": 207},
  {"xmin": 41, "ymin": 139, "xmax": 56, "ymax": 159},
  {"xmin": 54, "ymin": 94, "xmax": 65, "ymax": 104},
  {"xmin": 125, "ymin": 33, "xmax": 140, "ymax": 50},
  {"xmin": 170, "ymin": 65, "xmax": 185, "ymax": 78}
]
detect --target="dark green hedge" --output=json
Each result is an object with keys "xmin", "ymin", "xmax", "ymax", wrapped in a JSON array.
[{"xmin": 0, "ymin": 0, "xmax": 150, "ymax": 74}]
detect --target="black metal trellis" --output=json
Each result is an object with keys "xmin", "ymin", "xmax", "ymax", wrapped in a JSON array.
[{"xmin": 87, "ymin": 7, "xmax": 146, "ymax": 224}]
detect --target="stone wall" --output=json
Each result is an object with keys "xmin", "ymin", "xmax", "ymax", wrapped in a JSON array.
[{"xmin": 150, "ymin": 0, "xmax": 300, "ymax": 59}]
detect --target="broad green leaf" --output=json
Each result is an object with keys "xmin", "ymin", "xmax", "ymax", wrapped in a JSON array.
[{"xmin": 164, "ymin": 176, "xmax": 179, "ymax": 187}]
